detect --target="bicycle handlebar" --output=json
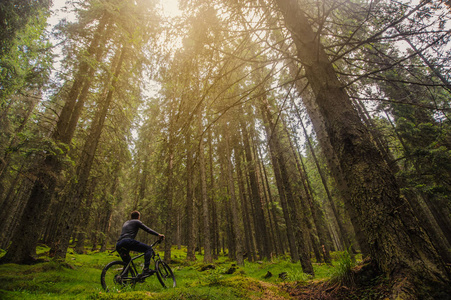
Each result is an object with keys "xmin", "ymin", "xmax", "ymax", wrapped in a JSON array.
[{"xmin": 150, "ymin": 237, "xmax": 164, "ymax": 248}]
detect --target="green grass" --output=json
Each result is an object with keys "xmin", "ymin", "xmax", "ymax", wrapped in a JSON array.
[
  {"xmin": 0, "ymin": 245, "xmax": 339, "ymax": 299},
  {"xmin": 329, "ymin": 250, "xmax": 356, "ymax": 286}
]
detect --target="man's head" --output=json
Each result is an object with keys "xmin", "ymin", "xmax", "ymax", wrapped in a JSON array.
[{"xmin": 130, "ymin": 211, "xmax": 140, "ymax": 220}]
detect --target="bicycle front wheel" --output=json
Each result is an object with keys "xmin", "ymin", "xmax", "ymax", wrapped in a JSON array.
[
  {"xmin": 156, "ymin": 260, "xmax": 176, "ymax": 288},
  {"xmin": 101, "ymin": 260, "xmax": 136, "ymax": 292}
]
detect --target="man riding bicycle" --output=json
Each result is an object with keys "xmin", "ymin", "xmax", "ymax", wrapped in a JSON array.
[{"xmin": 116, "ymin": 211, "xmax": 165, "ymax": 276}]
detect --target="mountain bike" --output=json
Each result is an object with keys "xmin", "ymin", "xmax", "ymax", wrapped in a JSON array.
[{"xmin": 101, "ymin": 239, "xmax": 176, "ymax": 292}]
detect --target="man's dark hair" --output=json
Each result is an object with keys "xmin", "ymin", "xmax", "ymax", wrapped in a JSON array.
[{"xmin": 130, "ymin": 211, "xmax": 140, "ymax": 219}]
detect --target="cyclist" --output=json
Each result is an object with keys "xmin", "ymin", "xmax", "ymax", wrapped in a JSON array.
[{"xmin": 116, "ymin": 211, "xmax": 165, "ymax": 276}]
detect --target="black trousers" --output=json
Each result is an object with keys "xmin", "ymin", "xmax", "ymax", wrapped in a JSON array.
[{"xmin": 116, "ymin": 239, "xmax": 153, "ymax": 269}]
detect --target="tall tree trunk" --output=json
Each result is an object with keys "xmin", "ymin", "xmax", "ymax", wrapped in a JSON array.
[
  {"xmin": 164, "ymin": 111, "xmax": 176, "ymax": 263},
  {"xmin": 288, "ymin": 61, "xmax": 370, "ymax": 256},
  {"xmin": 224, "ymin": 125, "xmax": 244, "ymax": 266},
  {"xmin": 295, "ymin": 134, "xmax": 333, "ymax": 264},
  {"xmin": 135, "ymin": 156, "xmax": 150, "ymax": 210},
  {"xmin": 53, "ymin": 13, "xmax": 109, "ymax": 144},
  {"xmin": 260, "ymin": 98, "xmax": 314, "ymax": 275},
  {"xmin": 240, "ymin": 120, "xmax": 271, "ymax": 259},
  {"xmin": 0, "ymin": 163, "xmax": 27, "ymax": 246},
  {"xmin": 257, "ymin": 146, "xmax": 281, "ymax": 257},
  {"xmin": 49, "ymin": 45, "xmax": 126, "ymax": 260},
  {"xmin": 0, "ymin": 93, "xmax": 40, "ymax": 184},
  {"xmin": 235, "ymin": 146, "xmax": 257, "ymax": 262},
  {"xmin": 280, "ymin": 115, "xmax": 327, "ymax": 263},
  {"xmin": 100, "ymin": 162, "xmax": 121, "ymax": 253},
  {"xmin": 259, "ymin": 102, "xmax": 300, "ymax": 262},
  {"xmin": 384, "ymin": 112, "xmax": 451, "ymax": 262},
  {"xmin": 0, "ymin": 14, "xmax": 109, "ymax": 264},
  {"xmin": 285, "ymin": 118, "xmax": 332, "ymax": 264},
  {"xmin": 0, "ymin": 155, "xmax": 60, "ymax": 263},
  {"xmin": 198, "ymin": 111, "xmax": 213, "ymax": 263},
  {"xmin": 0, "ymin": 176, "xmax": 33, "ymax": 249},
  {"xmin": 185, "ymin": 130, "xmax": 197, "ymax": 261},
  {"xmin": 208, "ymin": 127, "xmax": 219, "ymax": 259},
  {"xmin": 298, "ymin": 112, "xmax": 354, "ymax": 256},
  {"xmin": 74, "ymin": 177, "xmax": 98, "ymax": 254},
  {"xmin": 275, "ymin": 0, "xmax": 450, "ymax": 296}
]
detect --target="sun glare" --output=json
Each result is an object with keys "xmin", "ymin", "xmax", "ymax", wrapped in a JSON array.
[
  {"xmin": 50, "ymin": 0, "xmax": 181, "ymax": 23},
  {"xmin": 161, "ymin": 0, "xmax": 181, "ymax": 17}
]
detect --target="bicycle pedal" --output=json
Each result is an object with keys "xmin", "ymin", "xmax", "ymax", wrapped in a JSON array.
[
  {"xmin": 136, "ymin": 274, "xmax": 147, "ymax": 281},
  {"xmin": 141, "ymin": 270, "xmax": 156, "ymax": 277}
]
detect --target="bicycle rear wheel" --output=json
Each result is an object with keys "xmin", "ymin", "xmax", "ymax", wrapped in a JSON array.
[
  {"xmin": 156, "ymin": 260, "xmax": 176, "ymax": 288},
  {"xmin": 101, "ymin": 261, "xmax": 136, "ymax": 292}
]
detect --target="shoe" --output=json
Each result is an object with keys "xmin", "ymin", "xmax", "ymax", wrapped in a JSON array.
[{"xmin": 141, "ymin": 268, "xmax": 156, "ymax": 277}]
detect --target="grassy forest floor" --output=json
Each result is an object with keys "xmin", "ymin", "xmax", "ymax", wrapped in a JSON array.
[{"xmin": 0, "ymin": 245, "xmax": 391, "ymax": 299}]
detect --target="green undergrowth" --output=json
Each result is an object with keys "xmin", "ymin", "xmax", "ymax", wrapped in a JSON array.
[
  {"xmin": 0, "ymin": 245, "xmax": 340, "ymax": 299},
  {"xmin": 329, "ymin": 250, "xmax": 356, "ymax": 286}
]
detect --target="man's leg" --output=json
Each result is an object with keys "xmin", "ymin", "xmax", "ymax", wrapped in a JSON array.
[
  {"xmin": 126, "ymin": 240, "xmax": 153, "ymax": 270},
  {"xmin": 116, "ymin": 241, "xmax": 131, "ymax": 264}
]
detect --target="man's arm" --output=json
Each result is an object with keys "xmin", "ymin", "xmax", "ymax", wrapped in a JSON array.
[{"xmin": 138, "ymin": 221, "xmax": 162, "ymax": 237}]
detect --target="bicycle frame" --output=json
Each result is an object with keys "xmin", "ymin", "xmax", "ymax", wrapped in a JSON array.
[
  {"xmin": 101, "ymin": 238, "xmax": 175, "ymax": 291},
  {"xmin": 121, "ymin": 253, "xmax": 145, "ymax": 282},
  {"xmin": 119, "ymin": 239, "xmax": 162, "ymax": 282}
]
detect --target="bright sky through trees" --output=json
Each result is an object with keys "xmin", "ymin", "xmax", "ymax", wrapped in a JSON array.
[
  {"xmin": 49, "ymin": 0, "xmax": 181, "ymax": 24},
  {"xmin": 161, "ymin": 0, "xmax": 181, "ymax": 17},
  {"xmin": 45, "ymin": 0, "xmax": 181, "ymax": 99}
]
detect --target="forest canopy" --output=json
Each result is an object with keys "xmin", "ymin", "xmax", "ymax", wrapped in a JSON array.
[{"xmin": 1, "ymin": 0, "xmax": 451, "ymax": 299}]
